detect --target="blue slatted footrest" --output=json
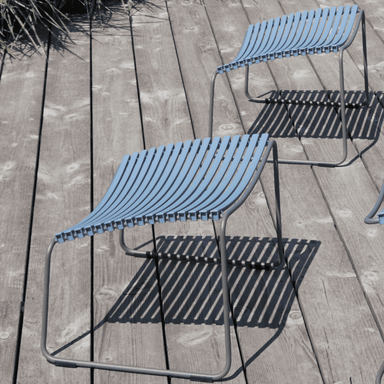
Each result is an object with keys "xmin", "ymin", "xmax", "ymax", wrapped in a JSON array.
[
  {"xmin": 217, "ymin": 5, "xmax": 359, "ymax": 74},
  {"xmin": 55, "ymin": 134, "xmax": 270, "ymax": 243}
]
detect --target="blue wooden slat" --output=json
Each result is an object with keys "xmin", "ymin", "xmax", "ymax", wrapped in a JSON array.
[
  {"xmin": 118, "ymin": 142, "xmax": 185, "ymax": 226},
  {"xmin": 273, "ymin": 13, "xmax": 295, "ymax": 58},
  {"xmin": 210, "ymin": 134, "xmax": 269, "ymax": 219},
  {"xmin": 187, "ymin": 135, "xmax": 251, "ymax": 220},
  {"xmin": 127, "ymin": 140, "xmax": 195, "ymax": 226},
  {"xmin": 140, "ymin": 138, "xmax": 205, "ymax": 225},
  {"xmin": 259, "ymin": 17, "xmax": 282, "ymax": 61},
  {"xmin": 95, "ymin": 143, "xmax": 175, "ymax": 228},
  {"xmin": 202, "ymin": 134, "xmax": 261, "ymax": 220},
  {"xmin": 128, "ymin": 139, "xmax": 199, "ymax": 226},
  {"xmin": 329, "ymin": 5, "xmax": 358, "ymax": 50},
  {"xmin": 278, "ymin": 11, "xmax": 302, "ymax": 55},
  {"xmin": 232, "ymin": 24, "xmax": 255, "ymax": 64},
  {"xmin": 90, "ymin": 146, "xmax": 160, "ymax": 235},
  {"xmin": 55, "ymin": 135, "xmax": 271, "ymax": 243},
  {"xmin": 237, "ymin": 23, "xmax": 261, "ymax": 67},
  {"xmin": 312, "ymin": 6, "xmax": 337, "ymax": 52},
  {"xmin": 246, "ymin": 20, "xmax": 268, "ymax": 64},
  {"xmin": 82, "ymin": 147, "xmax": 158, "ymax": 230},
  {"xmin": 293, "ymin": 8, "xmax": 320, "ymax": 55},
  {"xmin": 146, "ymin": 137, "xmax": 218, "ymax": 223},
  {"xmin": 321, "ymin": 6, "xmax": 345, "ymax": 53},
  {"xmin": 283, "ymin": 11, "xmax": 309, "ymax": 57},
  {"xmin": 167, "ymin": 135, "xmax": 242, "ymax": 222},
  {"xmin": 251, "ymin": 18, "xmax": 275, "ymax": 61},
  {"xmin": 264, "ymin": 15, "xmax": 288, "ymax": 60},
  {"xmin": 325, "ymin": 5, "xmax": 352, "ymax": 52},
  {"xmin": 306, "ymin": 7, "xmax": 330, "ymax": 54},
  {"xmin": 166, "ymin": 136, "xmax": 228, "ymax": 221}
]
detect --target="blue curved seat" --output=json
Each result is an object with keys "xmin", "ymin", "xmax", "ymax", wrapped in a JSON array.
[
  {"xmin": 209, "ymin": 5, "xmax": 369, "ymax": 167},
  {"xmin": 42, "ymin": 134, "xmax": 284, "ymax": 381},
  {"xmin": 217, "ymin": 5, "xmax": 359, "ymax": 73},
  {"xmin": 55, "ymin": 134, "xmax": 270, "ymax": 243}
]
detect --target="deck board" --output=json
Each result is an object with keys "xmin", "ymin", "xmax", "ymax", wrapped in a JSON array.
[
  {"xmin": 90, "ymin": 10, "xmax": 168, "ymax": 383},
  {"xmin": 0, "ymin": 43, "xmax": 47, "ymax": 384},
  {"xmin": 2, "ymin": 0, "xmax": 384, "ymax": 383},
  {"xmin": 16, "ymin": 18, "xmax": 92, "ymax": 383}
]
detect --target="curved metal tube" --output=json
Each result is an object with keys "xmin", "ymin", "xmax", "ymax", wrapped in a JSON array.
[
  {"xmin": 208, "ymin": 70, "xmax": 219, "ymax": 139},
  {"xmin": 244, "ymin": 62, "xmax": 348, "ymax": 167},
  {"xmin": 365, "ymin": 180, "xmax": 384, "ymax": 224},
  {"xmin": 376, "ymin": 360, "xmax": 384, "ymax": 384},
  {"xmin": 41, "ymin": 239, "xmax": 231, "ymax": 381}
]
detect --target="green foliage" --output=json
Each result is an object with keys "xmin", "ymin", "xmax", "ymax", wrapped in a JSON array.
[{"xmin": 0, "ymin": 0, "xmax": 134, "ymax": 55}]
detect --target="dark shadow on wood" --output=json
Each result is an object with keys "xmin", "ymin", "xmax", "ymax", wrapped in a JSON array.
[
  {"xmin": 51, "ymin": 236, "xmax": 320, "ymax": 359},
  {"xmin": 247, "ymin": 90, "xmax": 382, "ymax": 143}
]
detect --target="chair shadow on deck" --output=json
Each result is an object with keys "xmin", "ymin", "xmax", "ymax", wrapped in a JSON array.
[
  {"xmin": 51, "ymin": 235, "xmax": 320, "ymax": 378},
  {"xmin": 247, "ymin": 90, "xmax": 383, "ymax": 164}
]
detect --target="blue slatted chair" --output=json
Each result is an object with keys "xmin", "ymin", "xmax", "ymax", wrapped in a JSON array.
[
  {"xmin": 365, "ymin": 181, "xmax": 384, "ymax": 225},
  {"xmin": 41, "ymin": 134, "xmax": 284, "ymax": 381},
  {"xmin": 209, "ymin": 5, "xmax": 369, "ymax": 166}
]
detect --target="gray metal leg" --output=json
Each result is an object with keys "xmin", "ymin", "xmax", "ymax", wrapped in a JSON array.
[
  {"xmin": 377, "ymin": 360, "xmax": 384, "ymax": 384},
  {"xmin": 42, "ymin": 141, "xmax": 283, "ymax": 381},
  {"xmin": 365, "ymin": 180, "xmax": 384, "ymax": 224},
  {"xmin": 208, "ymin": 11, "xmax": 370, "ymax": 168},
  {"xmin": 41, "ymin": 238, "xmax": 231, "ymax": 381}
]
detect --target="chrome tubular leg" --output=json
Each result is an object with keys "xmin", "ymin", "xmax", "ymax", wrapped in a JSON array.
[
  {"xmin": 361, "ymin": 10, "xmax": 370, "ymax": 106},
  {"xmin": 271, "ymin": 141, "xmax": 284, "ymax": 267},
  {"xmin": 338, "ymin": 48, "xmax": 349, "ymax": 166},
  {"xmin": 209, "ymin": 70, "xmax": 219, "ymax": 139},
  {"xmin": 244, "ymin": 65, "xmax": 268, "ymax": 103},
  {"xmin": 218, "ymin": 216, "xmax": 232, "ymax": 379},
  {"xmin": 365, "ymin": 180, "xmax": 384, "ymax": 224}
]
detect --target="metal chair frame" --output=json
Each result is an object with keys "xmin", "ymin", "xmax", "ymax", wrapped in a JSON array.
[
  {"xmin": 365, "ymin": 180, "xmax": 384, "ymax": 225},
  {"xmin": 209, "ymin": 6, "xmax": 369, "ymax": 167},
  {"xmin": 41, "ymin": 136, "xmax": 284, "ymax": 382}
]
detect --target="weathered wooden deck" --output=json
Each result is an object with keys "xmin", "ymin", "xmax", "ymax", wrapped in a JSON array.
[{"xmin": 1, "ymin": 0, "xmax": 384, "ymax": 383}]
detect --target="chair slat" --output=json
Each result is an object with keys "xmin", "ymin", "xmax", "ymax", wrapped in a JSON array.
[
  {"xmin": 55, "ymin": 135, "xmax": 270, "ymax": 243},
  {"xmin": 265, "ymin": 15, "xmax": 288, "ymax": 60},
  {"xmin": 217, "ymin": 5, "xmax": 360, "ymax": 74},
  {"xmin": 330, "ymin": 4, "xmax": 358, "ymax": 50},
  {"xmin": 209, "ymin": 134, "xmax": 268, "ymax": 219}
]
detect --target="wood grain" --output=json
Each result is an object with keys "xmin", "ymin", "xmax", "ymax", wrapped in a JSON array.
[
  {"xmin": 251, "ymin": 2, "xmax": 384, "ymax": 382},
  {"xmin": 132, "ymin": 0, "xmax": 246, "ymax": 381},
  {"xmin": 17, "ymin": 18, "xmax": 92, "ymax": 383},
  {"xmin": 205, "ymin": 0, "xmax": 384, "ymax": 382},
  {"xmin": 0, "ymin": 45, "xmax": 47, "ymax": 384},
  {"xmin": 308, "ymin": 0, "xmax": 384, "ymax": 191},
  {"xmin": 91, "ymin": 9, "xmax": 167, "ymax": 383},
  {"xmin": 203, "ymin": 0, "xmax": 324, "ymax": 383},
  {"xmin": 166, "ymin": 0, "xmax": 242, "ymax": 138}
]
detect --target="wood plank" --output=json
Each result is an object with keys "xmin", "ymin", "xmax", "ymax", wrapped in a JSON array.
[
  {"xmin": 243, "ymin": 2, "xmax": 384, "ymax": 383},
  {"xmin": 91, "ymin": 8, "xmax": 167, "ymax": 383},
  {"xmin": 201, "ymin": 1, "xmax": 325, "ymax": 383},
  {"xmin": 0, "ymin": 45, "xmax": 47, "ymax": 383},
  {"xmin": 355, "ymin": 0, "xmax": 384, "ymax": 43},
  {"xmin": 17, "ymin": 18, "xmax": 92, "ymax": 383},
  {"xmin": 308, "ymin": 0, "xmax": 384, "ymax": 190},
  {"xmin": 205, "ymin": 0, "xmax": 384, "ymax": 382},
  {"xmin": 216, "ymin": 181, "xmax": 324, "ymax": 384},
  {"xmin": 132, "ymin": 1, "xmax": 246, "ymax": 381},
  {"xmin": 166, "ymin": 0, "xmax": 243, "ymax": 138}
]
